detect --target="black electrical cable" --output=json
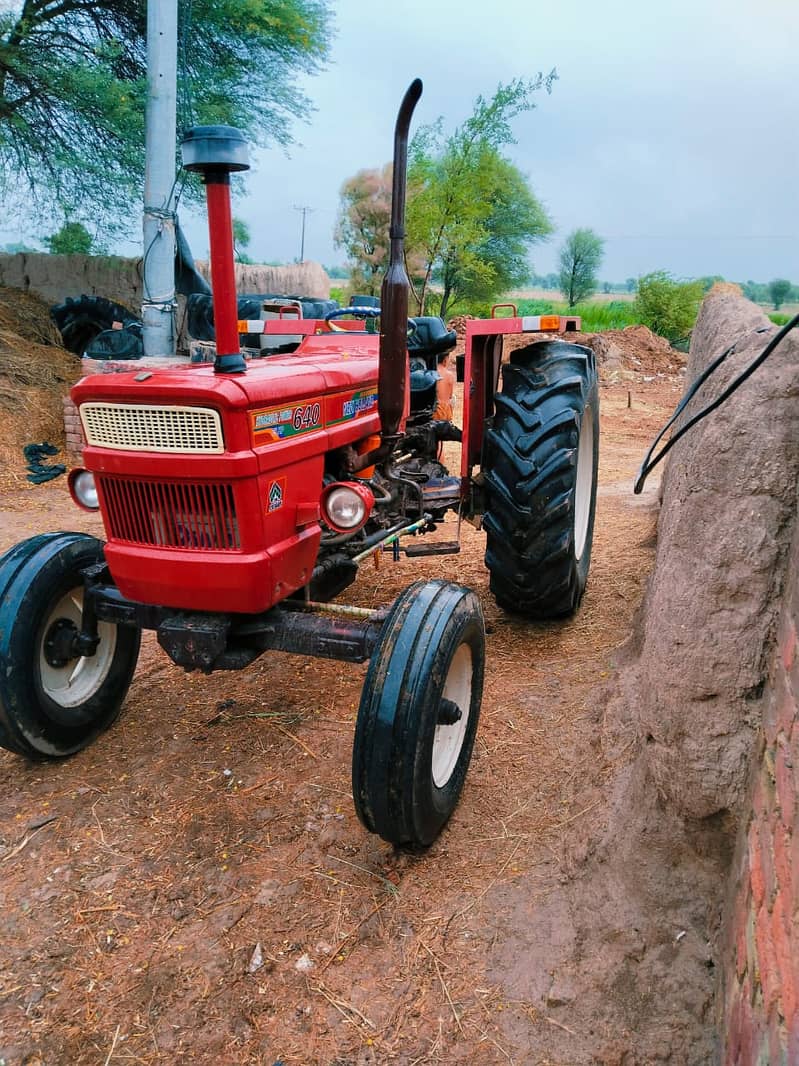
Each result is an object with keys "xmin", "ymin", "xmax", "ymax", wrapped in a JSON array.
[{"xmin": 634, "ymin": 311, "xmax": 799, "ymax": 494}]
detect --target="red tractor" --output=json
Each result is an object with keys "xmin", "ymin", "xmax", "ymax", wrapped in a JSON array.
[{"xmin": 0, "ymin": 82, "xmax": 598, "ymax": 848}]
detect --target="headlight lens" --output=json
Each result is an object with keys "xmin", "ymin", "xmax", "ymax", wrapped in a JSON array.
[
  {"xmin": 321, "ymin": 483, "xmax": 374, "ymax": 533},
  {"xmin": 68, "ymin": 469, "xmax": 99, "ymax": 511}
]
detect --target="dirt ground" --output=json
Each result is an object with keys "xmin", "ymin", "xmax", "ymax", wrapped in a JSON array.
[{"xmin": 0, "ymin": 360, "xmax": 685, "ymax": 1064}]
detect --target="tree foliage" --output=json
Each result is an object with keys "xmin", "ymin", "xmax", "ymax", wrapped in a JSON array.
[
  {"xmin": 334, "ymin": 164, "xmax": 392, "ymax": 297},
  {"xmin": 45, "ymin": 221, "xmax": 93, "ymax": 254},
  {"xmin": 633, "ymin": 271, "xmax": 703, "ymax": 345},
  {"xmin": 232, "ymin": 217, "xmax": 251, "ymax": 263},
  {"xmin": 0, "ymin": 0, "xmax": 330, "ymax": 229},
  {"xmin": 557, "ymin": 228, "xmax": 604, "ymax": 307},
  {"xmin": 768, "ymin": 278, "xmax": 792, "ymax": 310},
  {"xmin": 405, "ymin": 77, "xmax": 556, "ymax": 318}
]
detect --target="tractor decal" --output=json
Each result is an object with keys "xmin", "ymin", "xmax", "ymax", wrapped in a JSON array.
[
  {"xmin": 251, "ymin": 388, "xmax": 379, "ymax": 443},
  {"xmin": 326, "ymin": 388, "xmax": 379, "ymax": 427},
  {"xmin": 267, "ymin": 477, "xmax": 286, "ymax": 513},
  {"xmin": 251, "ymin": 399, "xmax": 324, "ymax": 442}
]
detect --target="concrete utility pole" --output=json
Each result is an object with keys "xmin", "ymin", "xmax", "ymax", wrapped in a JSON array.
[
  {"xmin": 294, "ymin": 205, "xmax": 314, "ymax": 262},
  {"xmin": 142, "ymin": 0, "xmax": 178, "ymax": 357}
]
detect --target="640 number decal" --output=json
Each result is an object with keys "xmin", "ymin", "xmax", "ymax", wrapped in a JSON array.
[
  {"xmin": 292, "ymin": 403, "xmax": 321, "ymax": 431},
  {"xmin": 252, "ymin": 398, "xmax": 323, "ymax": 442}
]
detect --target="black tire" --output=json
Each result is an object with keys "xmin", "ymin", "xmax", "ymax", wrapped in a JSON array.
[
  {"xmin": 483, "ymin": 340, "xmax": 599, "ymax": 618},
  {"xmin": 0, "ymin": 534, "xmax": 140, "ymax": 759},
  {"xmin": 352, "ymin": 579, "xmax": 485, "ymax": 847},
  {"xmin": 51, "ymin": 295, "xmax": 140, "ymax": 356}
]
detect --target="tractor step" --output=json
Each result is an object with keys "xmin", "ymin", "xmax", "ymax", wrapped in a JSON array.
[{"xmin": 404, "ymin": 541, "xmax": 461, "ymax": 557}]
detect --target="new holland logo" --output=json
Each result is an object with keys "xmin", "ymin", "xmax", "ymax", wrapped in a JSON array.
[{"xmin": 268, "ymin": 479, "xmax": 285, "ymax": 512}]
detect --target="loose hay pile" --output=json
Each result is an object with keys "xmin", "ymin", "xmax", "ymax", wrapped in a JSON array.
[{"xmin": 0, "ymin": 286, "xmax": 79, "ymax": 476}]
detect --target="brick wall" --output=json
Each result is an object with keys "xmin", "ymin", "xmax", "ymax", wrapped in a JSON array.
[
  {"xmin": 63, "ymin": 354, "xmax": 195, "ymax": 460},
  {"xmin": 720, "ymin": 511, "xmax": 799, "ymax": 1062}
]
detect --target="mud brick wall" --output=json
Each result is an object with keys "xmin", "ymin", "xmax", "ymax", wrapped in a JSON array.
[
  {"xmin": 720, "ymin": 510, "xmax": 799, "ymax": 1063},
  {"xmin": 0, "ymin": 253, "xmax": 330, "ymax": 310},
  {"xmin": 63, "ymin": 355, "xmax": 192, "ymax": 459}
]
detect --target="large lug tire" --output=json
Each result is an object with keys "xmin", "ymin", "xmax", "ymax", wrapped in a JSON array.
[
  {"xmin": 0, "ymin": 534, "xmax": 140, "ymax": 759},
  {"xmin": 352, "ymin": 579, "xmax": 485, "ymax": 848},
  {"xmin": 483, "ymin": 340, "xmax": 599, "ymax": 619}
]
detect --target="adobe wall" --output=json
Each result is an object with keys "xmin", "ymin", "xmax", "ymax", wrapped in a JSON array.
[
  {"xmin": 0, "ymin": 253, "xmax": 330, "ymax": 310},
  {"xmin": 719, "ymin": 516, "xmax": 799, "ymax": 1062}
]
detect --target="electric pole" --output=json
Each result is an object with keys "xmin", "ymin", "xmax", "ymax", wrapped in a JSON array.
[
  {"xmin": 142, "ymin": 0, "xmax": 178, "ymax": 357},
  {"xmin": 294, "ymin": 205, "xmax": 314, "ymax": 262}
]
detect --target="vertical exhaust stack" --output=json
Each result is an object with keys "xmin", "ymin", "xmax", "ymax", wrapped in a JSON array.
[{"xmin": 378, "ymin": 79, "xmax": 423, "ymax": 446}]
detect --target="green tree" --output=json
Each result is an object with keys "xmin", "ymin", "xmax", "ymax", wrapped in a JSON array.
[
  {"xmin": 405, "ymin": 76, "xmax": 556, "ymax": 317},
  {"xmin": 768, "ymin": 278, "xmax": 792, "ymax": 310},
  {"xmin": 557, "ymin": 228, "xmax": 604, "ymax": 307},
  {"xmin": 232, "ymin": 217, "xmax": 251, "ymax": 264},
  {"xmin": 44, "ymin": 221, "xmax": 93, "ymax": 254},
  {"xmin": 0, "ymin": 0, "xmax": 330, "ymax": 228},
  {"xmin": 334, "ymin": 163, "xmax": 392, "ymax": 297},
  {"xmin": 633, "ymin": 271, "xmax": 703, "ymax": 345}
]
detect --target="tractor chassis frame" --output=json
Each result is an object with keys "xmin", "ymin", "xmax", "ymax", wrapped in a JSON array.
[{"xmin": 79, "ymin": 563, "xmax": 388, "ymax": 674}]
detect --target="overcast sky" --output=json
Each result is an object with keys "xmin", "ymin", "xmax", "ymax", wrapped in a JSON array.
[
  {"xmin": 6, "ymin": 0, "xmax": 797, "ymax": 284},
  {"xmin": 175, "ymin": 0, "xmax": 796, "ymax": 284}
]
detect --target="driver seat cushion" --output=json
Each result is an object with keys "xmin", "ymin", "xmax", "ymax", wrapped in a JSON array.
[{"xmin": 408, "ymin": 316, "xmax": 457, "ymax": 359}]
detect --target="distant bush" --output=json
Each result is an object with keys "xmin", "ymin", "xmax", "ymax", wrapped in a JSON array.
[
  {"xmin": 515, "ymin": 298, "xmax": 639, "ymax": 331},
  {"xmin": 633, "ymin": 272, "xmax": 703, "ymax": 345},
  {"xmin": 770, "ymin": 313, "xmax": 791, "ymax": 326}
]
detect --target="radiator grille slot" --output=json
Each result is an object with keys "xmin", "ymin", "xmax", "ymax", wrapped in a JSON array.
[
  {"xmin": 98, "ymin": 477, "xmax": 240, "ymax": 551},
  {"xmin": 81, "ymin": 403, "xmax": 224, "ymax": 453}
]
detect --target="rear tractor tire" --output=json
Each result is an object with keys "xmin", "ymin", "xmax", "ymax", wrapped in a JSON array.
[
  {"xmin": 483, "ymin": 340, "xmax": 599, "ymax": 619},
  {"xmin": 0, "ymin": 533, "xmax": 140, "ymax": 759},
  {"xmin": 352, "ymin": 580, "xmax": 485, "ymax": 848}
]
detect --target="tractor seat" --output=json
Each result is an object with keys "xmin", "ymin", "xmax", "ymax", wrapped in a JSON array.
[{"xmin": 408, "ymin": 316, "xmax": 457, "ymax": 359}]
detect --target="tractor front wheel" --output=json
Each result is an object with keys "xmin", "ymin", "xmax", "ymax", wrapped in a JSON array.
[
  {"xmin": 352, "ymin": 580, "xmax": 485, "ymax": 847},
  {"xmin": 0, "ymin": 534, "xmax": 140, "ymax": 758},
  {"xmin": 483, "ymin": 341, "xmax": 599, "ymax": 618}
]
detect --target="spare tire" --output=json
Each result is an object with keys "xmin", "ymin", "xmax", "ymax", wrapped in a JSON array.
[{"xmin": 51, "ymin": 296, "xmax": 141, "ymax": 356}]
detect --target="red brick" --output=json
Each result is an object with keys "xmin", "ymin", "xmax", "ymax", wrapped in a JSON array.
[
  {"xmin": 776, "ymin": 739, "xmax": 797, "ymax": 828},
  {"xmin": 772, "ymin": 892, "xmax": 798, "ymax": 1027},
  {"xmin": 782, "ymin": 617, "xmax": 797, "ymax": 674},
  {"xmin": 759, "ymin": 817, "xmax": 778, "ymax": 909},
  {"xmin": 789, "ymin": 1015, "xmax": 799, "ymax": 1063},
  {"xmin": 736, "ymin": 891, "xmax": 751, "ymax": 979},
  {"xmin": 768, "ymin": 1017, "xmax": 787, "ymax": 1065},
  {"xmin": 777, "ymin": 670, "xmax": 798, "ymax": 740},
  {"xmin": 773, "ymin": 822, "xmax": 793, "ymax": 899},
  {"xmin": 765, "ymin": 690, "xmax": 780, "ymax": 748},
  {"xmin": 756, "ymin": 902, "xmax": 780, "ymax": 1012},
  {"xmin": 750, "ymin": 821, "xmax": 767, "ymax": 908}
]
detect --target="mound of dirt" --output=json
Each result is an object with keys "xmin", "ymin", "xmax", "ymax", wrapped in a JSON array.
[
  {"xmin": 0, "ymin": 286, "xmax": 79, "ymax": 475},
  {"xmin": 446, "ymin": 315, "xmax": 685, "ymax": 382}
]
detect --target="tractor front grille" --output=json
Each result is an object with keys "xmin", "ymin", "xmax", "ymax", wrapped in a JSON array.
[
  {"xmin": 80, "ymin": 403, "xmax": 224, "ymax": 453},
  {"xmin": 98, "ymin": 476, "xmax": 240, "ymax": 551}
]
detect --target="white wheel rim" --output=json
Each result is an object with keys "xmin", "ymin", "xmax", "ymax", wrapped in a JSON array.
[
  {"xmin": 38, "ymin": 589, "xmax": 117, "ymax": 708},
  {"xmin": 574, "ymin": 405, "xmax": 594, "ymax": 562},
  {"xmin": 432, "ymin": 643, "xmax": 472, "ymax": 788}
]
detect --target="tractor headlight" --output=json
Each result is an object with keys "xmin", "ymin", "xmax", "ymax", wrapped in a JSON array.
[
  {"xmin": 68, "ymin": 469, "xmax": 100, "ymax": 511},
  {"xmin": 321, "ymin": 482, "xmax": 374, "ymax": 534}
]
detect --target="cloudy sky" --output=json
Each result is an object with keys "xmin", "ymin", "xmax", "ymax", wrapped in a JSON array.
[
  {"xmin": 6, "ymin": 0, "xmax": 797, "ymax": 284},
  {"xmin": 176, "ymin": 0, "xmax": 796, "ymax": 285}
]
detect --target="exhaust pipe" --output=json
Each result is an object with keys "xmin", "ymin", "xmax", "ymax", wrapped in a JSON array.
[{"xmin": 378, "ymin": 78, "xmax": 423, "ymax": 444}]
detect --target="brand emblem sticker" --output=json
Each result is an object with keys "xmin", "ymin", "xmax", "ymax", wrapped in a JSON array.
[{"xmin": 267, "ymin": 478, "xmax": 285, "ymax": 512}]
